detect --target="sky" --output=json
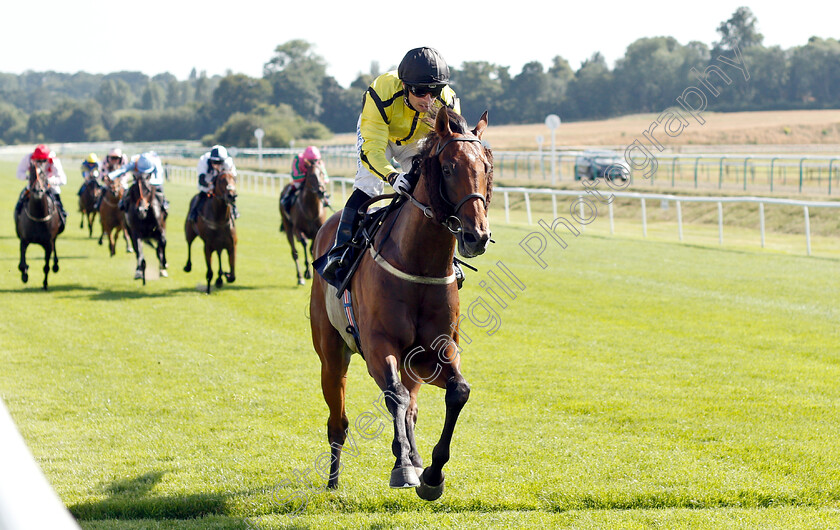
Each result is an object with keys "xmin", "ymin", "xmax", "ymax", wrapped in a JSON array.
[{"xmin": 2, "ymin": 1, "xmax": 837, "ymax": 88}]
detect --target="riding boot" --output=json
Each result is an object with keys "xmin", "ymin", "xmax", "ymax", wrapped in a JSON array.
[
  {"xmin": 93, "ymin": 185, "xmax": 106, "ymax": 210},
  {"xmin": 188, "ymin": 193, "xmax": 206, "ymax": 222},
  {"xmin": 51, "ymin": 191, "xmax": 68, "ymax": 226},
  {"xmin": 78, "ymin": 181, "xmax": 87, "ymax": 196},
  {"xmin": 156, "ymin": 191, "xmax": 169, "ymax": 219},
  {"xmin": 320, "ymin": 189, "xmax": 368, "ymax": 281},
  {"xmin": 281, "ymin": 189, "xmax": 295, "ymax": 214},
  {"xmin": 232, "ymin": 203, "xmax": 240, "ymax": 219},
  {"xmin": 14, "ymin": 189, "xmax": 27, "ymax": 218}
]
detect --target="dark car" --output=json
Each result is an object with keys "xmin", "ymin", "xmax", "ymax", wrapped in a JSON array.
[{"xmin": 574, "ymin": 150, "xmax": 630, "ymax": 181}]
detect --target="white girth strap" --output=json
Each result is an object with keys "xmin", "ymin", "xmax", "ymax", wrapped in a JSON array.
[{"xmin": 368, "ymin": 247, "xmax": 456, "ymax": 285}]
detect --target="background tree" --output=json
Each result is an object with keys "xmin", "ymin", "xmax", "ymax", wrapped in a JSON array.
[{"xmin": 263, "ymin": 40, "xmax": 327, "ymax": 121}]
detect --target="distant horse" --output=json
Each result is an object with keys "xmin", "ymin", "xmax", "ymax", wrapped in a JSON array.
[
  {"xmin": 184, "ymin": 171, "xmax": 238, "ymax": 293},
  {"xmin": 309, "ymin": 109, "xmax": 493, "ymax": 499},
  {"xmin": 279, "ymin": 161, "xmax": 328, "ymax": 285},
  {"xmin": 78, "ymin": 169, "xmax": 100, "ymax": 237},
  {"xmin": 97, "ymin": 175, "xmax": 132, "ymax": 256},
  {"xmin": 14, "ymin": 164, "xmax": 65, "ymax": 290},
  {"xmin": 124, "ymin": 174, "xmax": 167, "ymax": 284}
]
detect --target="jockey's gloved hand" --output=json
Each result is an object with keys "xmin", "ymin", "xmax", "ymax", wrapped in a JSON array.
[
  {"xmin": 198, "ymin": 173, "xmax": 208, "ymax": 188},
  {"xmin": 388, "ymin": 172, "xmax": 413, "ymax": 196}
]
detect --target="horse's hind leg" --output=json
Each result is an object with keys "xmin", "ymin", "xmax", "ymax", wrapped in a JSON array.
[
  {"xmin": 51, "ymin": 240, "xmax": 59, "ymax": 273},
  {"xmin": 214, "ymin": 250, "xmax": 224, "ymax": 289},
  {"xmin": 370, "ymin": 353, "xmax": 421, "ymax": 489},
  {"xmin": 204, "ymin": 244, "xmax": 213, "ymax": 293},
  {"xmin": 158, "ymin": 234, "xmax": 168, "ymax": 278},
  {"xmin": 402, "ymin": 375, "xmax": 425, "ymax": 478}
]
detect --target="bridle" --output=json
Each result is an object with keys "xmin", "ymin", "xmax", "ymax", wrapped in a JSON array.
[{"xmin": 405, "ymin": 134, "xmax": 490, "ymax": 235}]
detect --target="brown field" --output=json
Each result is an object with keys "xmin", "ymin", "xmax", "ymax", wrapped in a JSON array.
[{"xmin": 328, "ymin": 109, "xmax": 840, "ymax": 151}]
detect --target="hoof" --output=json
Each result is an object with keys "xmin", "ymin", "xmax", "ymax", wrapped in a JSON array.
[
  {"xmin": 390, "ymin": 466, "xmax": 420, "ymax": 489},
  {"xmin": 297, "ymin": 278, "xmax": 305, "ymax": 286},
  {"xmin": 52, "ymin": 264, "xmax": 59, "ymax": 273},
  {"xmin": 415, "ymin": 469, "xmax": 445, "ymax": 501},
  {"xmin": 184, "ymin": 263, "xmax": 191, "ymax": 272},
  {"xmin": 98, "ymin": 239, "xmax": 103, "ymax": 246},
  {"xmin": 160, "ymin": 269, "xmax": 168, "ymax": 278},
  {"xmin": 215, "ymin": 277, "xmax": 223, "ymax": 288},
  {"xmin": 134, "ymin": 270, "xmax": 143, "ymax": 280},
  {"xmin": 304, "ymin": 270, "xmax": 312, "ymax": 280},
  {"xmin": 22, "ymin": 273, "xmax": 28, "ymax": 284},
  {"xmin": 126, "ymin": 247, "xmax": 134, "ymax": 253}
]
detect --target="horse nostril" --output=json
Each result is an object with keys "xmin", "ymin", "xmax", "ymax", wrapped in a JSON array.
[{"xmin": 462, "ymin": 232, "xmax": 478, "ymax": 245}]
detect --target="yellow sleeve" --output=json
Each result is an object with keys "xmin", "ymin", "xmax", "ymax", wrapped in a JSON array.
[{"xmin": 358, "ymin": 89, "xmax": 398, "ymax": 181}]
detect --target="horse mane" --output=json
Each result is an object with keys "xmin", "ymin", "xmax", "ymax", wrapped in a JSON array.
[{"xmin": 418, "ymin": 111, "xmax": 494, "ymax": 223}]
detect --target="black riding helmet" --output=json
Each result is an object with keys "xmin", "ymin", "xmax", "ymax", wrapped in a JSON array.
[{"xmin": 398, "ymin": 47, "xmax": 450, "ymax": 88}]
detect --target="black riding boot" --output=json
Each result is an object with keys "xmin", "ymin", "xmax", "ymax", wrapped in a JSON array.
[
  {"xmin": 50, "ymin": 190, "xmax": 68, "ymax": 226},
  {"xmin": 281, "ymin": 188, "xmax": 296, "ymax": 214},
  {"xmin": 320, "ymin": 189, "xmax": 368, "ymax": 281},
  {"xmin": 93, "ymin": 185, "xmax": 106, "ymax": 210},
  {"xmin": 14, "ymin": 189, "xmax": 27, "ymax": 218},
  {"xmin": 188, "ymin": 193, "xmax": 206, "ymax": 222},
  {"xmin": 156, "ymin": 190, "xmax": 169, "ymax": 219}
]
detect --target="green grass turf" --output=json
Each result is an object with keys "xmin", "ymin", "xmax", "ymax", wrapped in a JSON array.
[{"xmin": 1, "ymin": 160, "xmax": 839, "ymax": 529}]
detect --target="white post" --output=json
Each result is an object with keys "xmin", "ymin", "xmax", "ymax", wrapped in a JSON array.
[
  {"xmin": 717, "ymin": 201, "xmax": 724, "ymax": 245},
  {"xmin": 608, "ymin": 201, "xmax": 614, "ymax": 235},
  {"xmin": 676, "ymin": 200, "xmax": 683, "ymax": 241},
  {"xmin": 759, "ymin": 202, "xmax": 765, "ymax": 248},
  {"xmin": 641, "ymin": 197, "xmax": 647, "ymax": 237},
  {"xmin": 504, "ymin": 191, "xmax": 510, "ymax": 224},
  {"xmin": 545, "ymin": 114, "xmax": 561, "ymax": 186},
  {"xmin": 551, "ymin": 194, "xmax": 557, "ymax": 219},
  {"xmin": 524, "ymin": 192, "xmax": 532, "ymax": 225},
  {"xmin": 254, "ymin": 128, "xmax": 265, "ymax": 170},
  {"xmin": 804, "ymin": 206, "xmax": 811, "ymax": 256}
]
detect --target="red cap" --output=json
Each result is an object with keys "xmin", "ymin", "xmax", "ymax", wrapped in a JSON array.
[{"xmin": 32, "ymin": 144, "xmax": 51, "ymax": 161}]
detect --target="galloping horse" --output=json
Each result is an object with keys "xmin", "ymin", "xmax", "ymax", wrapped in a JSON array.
[
  {"xmin": 184, "ymin": 171, "xmax": 238, "ymax": 293},
  {"xmin": 279, "ymin": 161, "xmax": 328, "ymax": 285},
  {"xmin": 309, "ymin": 108, "xmax": 492, "ymax": 499},
  {"xmin": 97, "ymin": 175, "xmax": 132, "ymax": 256},
  {"xmin": 78, "ymin": 169, "xmax": 100, "ymax": 237},
  {"xmin": 124, "ymin": 174, "xmax": 167, "ymax": 284},
  {"xmin": 15, "ymin": 164, "xmax": 65, "ymax": 290}
]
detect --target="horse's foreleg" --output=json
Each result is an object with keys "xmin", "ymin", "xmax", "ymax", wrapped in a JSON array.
[
  {"xmin": 299, "ymin": 236, "xmax": 312, "ymax": 280},
  {"xmin": 88, "ymin": 212, "xmax": 96, "ymax": 237},
  {"xmin": 42, "ymin": 244, "xmax": 53, "ymax": 291},
  {"xmin": 225, "ymin": 242, "xmax": 236, "ymax": 284},
  {"xmin": 286, "ymin": 229, "xmax": 304, "ymax": 285},
  {"xmin": 19, "ymin": 240, "xmax": 29, "ymax": 284},
  {"xmin": 51, "ymin": 239, "xmax": 59, "ymax": 273},
  {"xmin": 416, "ymin": 373, "xmax": 470, "ymax": 501},
  {"xmin": 204, "ymin": 244, "xmax": 213, "ymax": 293},
  {"xmin": 158, "ymin": 234, "xmax": 167, "ymax": 278}
]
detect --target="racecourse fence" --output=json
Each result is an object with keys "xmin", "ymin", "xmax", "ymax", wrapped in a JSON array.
[{"xmin": 165, "ymin": 166, "xmax": 840, "ymax": 256}]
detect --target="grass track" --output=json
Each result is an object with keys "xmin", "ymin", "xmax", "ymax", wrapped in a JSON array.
[{"xmin": 1, "ymin": 161, "xmax": 840, "ymax": 529}]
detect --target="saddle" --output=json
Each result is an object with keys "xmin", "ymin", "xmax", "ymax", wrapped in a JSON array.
[{"xmin": 313, "ymin": 195, "xmax": 402, "ymax": 294}]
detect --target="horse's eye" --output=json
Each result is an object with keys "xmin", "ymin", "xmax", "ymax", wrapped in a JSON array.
[{"xmin": 442, "ymin": 166, "xmax": 453, "ymax": 178}]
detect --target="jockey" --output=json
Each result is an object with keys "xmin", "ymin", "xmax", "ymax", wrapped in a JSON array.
[
  {"xmin": 320, "ymin": 47, "xmax": 460, "ymax": 281},
  {"xmin": 188, "ymin": 145, "xmax": 239, "ymax": 222},
  {"xmin": 280, "ymin": 145, "xmax": 329, "ymax": 213},
  {"xmin": 93, "ymin": 147, "xmax": 129, "ymax": 210},
  {"xmin": 15, "ymin": 144, "xmax": 69, "ymax": 226},
  {"xmin": 109, "ymin": 152, "xmax": 169, "ymax": 215},
  {"xmin": 77, "ymin": 153, "xmax": 101, "ymax": 196}
]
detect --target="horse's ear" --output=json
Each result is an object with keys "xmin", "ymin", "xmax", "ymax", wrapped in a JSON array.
[
  {"xmin": 435, "ymin": 107, "xmax": 452, "ymax": 137},
  {"xmin": 472, "ymin": 111, "xmax": 489, "ymax": 139}
]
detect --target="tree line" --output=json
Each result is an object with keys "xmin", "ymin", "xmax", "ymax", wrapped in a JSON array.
[{"xmin": 0, "ymin": 8, "xmax": 837, "ymax": 148}]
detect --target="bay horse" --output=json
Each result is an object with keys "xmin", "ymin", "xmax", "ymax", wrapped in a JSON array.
[
  {"xmin": 97, "ymin": 175, "xmax": 132, "ymax": 256},
  {"xmin": 309, "ymin": 108, "xmax": 492, "ymax": 500},
  {"xmin": 184, "ymin": 171, "xmax": 237, "ymax": 293},
  {"xmin": 78, "ymin": 169, "xmax": 100, "ymax": 237},
  {"xmin": 124, "ymin": 174, "xmax": 167, "ymax": 285},
  {"xmin": 14, "ymin": 164, "xmax": 65, "ymax": 290},
  {"xmin": 279, "ymin": 161, "xmax": 328, "ymax": 285}
]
